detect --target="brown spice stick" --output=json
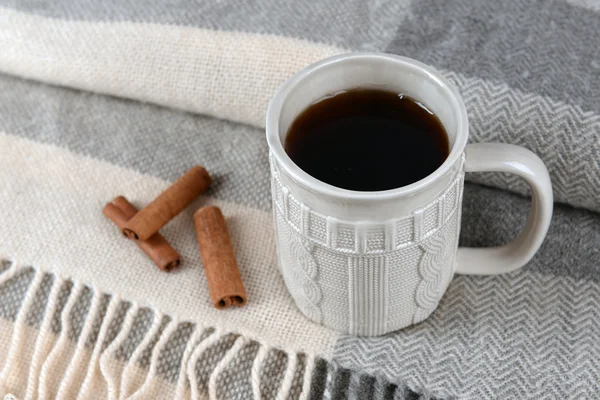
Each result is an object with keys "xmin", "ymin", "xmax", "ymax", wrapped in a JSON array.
[
  {"xmin": 103, "ymin": 196, "xmax": 181, "ymax": 271},
  {"xmin": 123, "ymin": 166, "xmax": 212, "ymax": 241},
  {"xmin": 194, "ymin": 206, "xmax": 247, "ymax": 309}
]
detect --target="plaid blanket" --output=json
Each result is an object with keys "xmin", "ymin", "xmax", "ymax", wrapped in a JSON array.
[{"xmin": 0, "ymin": 1, "xmax": 599, "ymax": 398}]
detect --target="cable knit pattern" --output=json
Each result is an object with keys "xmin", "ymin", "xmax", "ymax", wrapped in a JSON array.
[
  {"xmin": 271, "ymin": 152, "xmax": 465, "ymax": 334},
  {"xmin": 288, "ymin": 238, "xmax": 323, "ymax": 324},
  {"xmin": 413, "ymin": 234, "xmax": 449, "ymax": 324}
]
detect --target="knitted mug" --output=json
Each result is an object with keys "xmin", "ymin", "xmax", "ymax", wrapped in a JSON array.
[{"xmin": 266, "ymin": 53, "xmax": 553, "ymax": 336}]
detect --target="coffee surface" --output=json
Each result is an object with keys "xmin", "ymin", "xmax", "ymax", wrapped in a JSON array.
[{"xmin": 285, "ymin": 89, "xmax": 450, "ymax": 191}]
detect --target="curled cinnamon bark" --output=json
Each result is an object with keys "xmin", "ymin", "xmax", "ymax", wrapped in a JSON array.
[
  {"xmin": 103, "ymin": 196, "xmax": 181, "ymax": 271},
  {"xmin": 194, "ymin": 206, "xmax": 247, "ymax": 309},
  {"xmin": 122, "ymin": 166, "xmax": 212, "ymax": 240}
]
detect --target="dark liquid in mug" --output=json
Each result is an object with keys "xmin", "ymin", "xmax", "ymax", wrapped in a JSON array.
[{"xmin": 285, "ymin": 89, "xmax": 450, "ymax": 191}]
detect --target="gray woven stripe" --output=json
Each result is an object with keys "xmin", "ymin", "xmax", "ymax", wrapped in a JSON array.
[
  {"xmin": 385, "ymin": 0, "xmax": 600, "ymax": 113},
  {"xmin": 1, "ymin": 73, "xmax": 599, "ymax": 284},
  {"xmin": 335, "ymin": 182, "xmax": 600, "ymax": 397},
  {"xmin": 334, "ymin": 263, "xmax": 600, "ymax": 398},
  {"xmin": 0, "ymin": 74, "xmax": 272, "ymax": 211},
  {"xmin": 442, "ymin": 71, "xmax": 600, "ymax": 213},
  {"xmin": 386, "ymin": 0, "xmax": 600, "ymax": 213},
  {"xmin": 0, "ymin": 0, "xmax": 407, "ymax": 52},
  {"xmin": 460, "ymin": 184, "xmax": 600, "ymax": 282}
]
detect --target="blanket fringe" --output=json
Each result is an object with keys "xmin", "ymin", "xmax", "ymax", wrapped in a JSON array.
[
  {"xmin": 128, "ymin": 317, "xmax": 179, "ymax": 399},
  {"xmin": 0, "ymin": 259, "xmax": 424, "ymax": 399},
  {"xmin": 118, "ymin": 310, "xmax": 164, "ymax": 399},
  {"xmin": 299, "ymin": 354, "xmax": 315, "ymax": 400},
  {"xmin": 276, "ymin": 351, "xmax": 297, "ymax": 400},
  {"xmin": 187, "ymin": 329, "xmax": 222, "ymax": 400},
  {"xmin": 57, "ymin": 289, "xmax": 103, "ymax": 399},
  {"xmin": 78, "ymin": 294, "xmax": 121, "ymax": 400},
  {"xmin": 0, "ymin": 270, "xmax": 45, "ymax": 386},
  {"xmin": 100, "ymin": 300, "xmax": 139, "ymax": 400},
  {"xmin": 24, "ymin": 274, "xmax": 63, "ymax": 399},
  {"xmin": 39, "ymin": 281, "xmax": 84, "ymax": 398},
  {"xmin": 174, "ymin": 327, "xmax": 204, "ymax": 399},
  {"xmin": 251, "ymin": 343, "xmax": 269, "ymax": 399},
  {"xmin": 208, "ymin": 336, "xmax": 247, "ymax": 399}
]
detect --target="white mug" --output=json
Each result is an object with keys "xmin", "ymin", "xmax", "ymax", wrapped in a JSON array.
[{"xmin": 266, "ymin": 53, "xmax": 553, "ymax": 336}]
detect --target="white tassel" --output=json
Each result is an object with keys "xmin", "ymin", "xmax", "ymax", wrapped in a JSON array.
[
  {"xmin": 127, "ymin": 318, "xmax": 179, "ymax": 400},
  {"xmin": 393, "ymin": 382, "xmax": 407, "ymax": 400},
  {"xmin": 347, "ymin": 371, "xmax": 361, "ymax": 400},
  {"xmin": 323, "ymin": 363, "xmax": 334, "ymax": 400},
  {"xmin": 251, "ymin": 344, "xmax": 269, "ymax": 400},
  {"xmin": 208, "ymin": 336, "xmax": 247, "ymax": 400},
  {"xmin": 24, "ymin": 275, "xmax": 64, "ymax": 400},
  {"xmin": 173, "ymin": 326, "xmax": 205, "ymax": 400},
  {"xmin": 56, "ymin": 289, "xmax": 103, "ymax": 399},
  {"xmin": 298, "ymin": 354, "xmax": 315, "ymax": 400},
  {"xmin": 187, "ymin": 329, "xmax": 222, "ymax": 400},
  {"xmin": 76, "ymin": 294, "xmax": 121, "ymax": 400},
  {"xmin": 38, "ymin": 281, "xmax": 84, "ymax": 399},
  {"xmin": 100, "ymin": 302, "xmax": 138, "ymax": 400},
  {"xmin": 0, "ymin": 270, "xmax": 44, "ymax": 387},
  {"xmin": 373, "ymin": 375, "xmax": 386, "ymax": 400},
  {"xmin": 275, "ymin": 352, "xmax": 297, "ymax": 400},
  {"xmin": 118, "ymin": 310, "xmax": 163, "ymax": 400}
]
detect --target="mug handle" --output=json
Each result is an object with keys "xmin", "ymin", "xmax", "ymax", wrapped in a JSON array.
[{"xmin": 456, "ymin": 143, "xmax": 553, "ymax": 275}]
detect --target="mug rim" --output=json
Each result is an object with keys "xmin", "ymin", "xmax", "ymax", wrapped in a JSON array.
[{"xmin": 266, "ymin": 52, "xmax": 469, "ymax": 202}]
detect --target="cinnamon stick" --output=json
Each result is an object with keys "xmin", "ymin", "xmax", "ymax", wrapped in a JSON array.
[
  {"xmin": 103, "ymin": 196, "xmax": 181, "ymax": 271},
  {"xmin": 123, "ymin": 166, "xmax": 212, "ymax": 241},
  {"xmin": 194, "ymin": 206, "xmax": 247, "ymax": 309}
]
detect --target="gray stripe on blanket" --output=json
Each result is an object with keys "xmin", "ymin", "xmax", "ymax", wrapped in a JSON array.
[
  {"xmin": 0, "ymin": 75, "xmax": 273, "ymax": 210},
  {"xmin": 0, "ymin": 0, "xmax": 408, "ymax": 51},
  {"xmin": 1, "ymin": 74, "xmax": 599, "ymax": 285},
  {"xmin": 443, "ymin": 70, "xmax": 600, "ymax": 213},
  {"xmin": 333, "ymin": 263, "xmax": 600, "ymax": 398},
  {"xmin": 386, "ymin": 0, "xmax": 600, "ymax": 114}
]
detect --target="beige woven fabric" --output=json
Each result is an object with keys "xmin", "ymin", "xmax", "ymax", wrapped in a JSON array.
[{"xmin": 0, "ymin": 132, "xmax": 337, "ymax": 398}]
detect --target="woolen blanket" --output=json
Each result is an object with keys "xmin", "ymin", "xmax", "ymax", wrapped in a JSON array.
[{"xmin": 0, "ymin": 1, "xmax": 599, "ymax": 399}]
